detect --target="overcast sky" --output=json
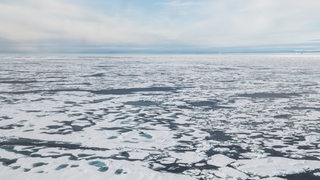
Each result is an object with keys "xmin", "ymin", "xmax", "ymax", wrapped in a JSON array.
[{"xmin": 1, "ymin": 0, "xmax": 320, "ymax": 53}]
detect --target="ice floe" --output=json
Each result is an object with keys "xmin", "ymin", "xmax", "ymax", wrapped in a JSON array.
[{"xmin": 233, "ymin": 156, "xmax": 320, "ymax": 178}]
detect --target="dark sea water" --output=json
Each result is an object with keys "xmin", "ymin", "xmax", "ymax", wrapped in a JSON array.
[{"xmin": 0, "ymin": 54, "xmax": 320, "ymax": 179}]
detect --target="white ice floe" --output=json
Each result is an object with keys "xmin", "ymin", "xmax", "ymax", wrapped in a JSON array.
[
  {"xmin": 233, "ymin": 156, "xmax": 320, "ymax": 177},
  {"xmin": 207, "ymin": 154, "xmax": 235, "ymax": 167},
  {"xmin": 214, "ymin": 167, "xmax": 248, "ymax": 179},
  {"xmin": 305, "ymin": 134, "xmax": 320, "ymax": 144},
  {"xmin": 262, "ymin": 177, "xmax": 286, "ymax": 180},
  {"xmin": 212, "ymin": 147, "xmax": 230, "ymax": 153},
  {"xmin": 172, "ymin": 151, "xmax": 204, "ymax": 164}
]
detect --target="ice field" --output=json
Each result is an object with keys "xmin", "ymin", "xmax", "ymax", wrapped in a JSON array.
[{"xmin": 0, "ymin": 54, "xmax": 320, "ymax": 179}]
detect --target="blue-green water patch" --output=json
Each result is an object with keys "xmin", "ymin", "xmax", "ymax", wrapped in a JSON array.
[
  {"xmin": 89, "ymin": 161, "xmax": 108, "ymax": 172},
  {"xmin": 115, "ymin": 168, "xmax": 124, "ymax": 174},
  {"xmin": 139, "ymin": 132, "xmax": 152, "ymax": 139},
  {"xmin": 89, "ymin": 161, "xmax": 106, "ymax": 168},
  {"xmin": 33, "ymin": 162, "xmax": 48, "ymax": 168},
  {"xmin": 56, "ymin": 164, "xmax": 68, "ymax": 170},
  {"xmin": 98, "ymin": 166, "xmax": 109, "ymax": 172},
  {"xmin": 107, "ymin": 136, "xmax": 117, "ymax": 140}
]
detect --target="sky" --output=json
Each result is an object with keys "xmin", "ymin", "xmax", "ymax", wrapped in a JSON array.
[{"xmin": 0, "ymin": 0, "xmax": 320, "ymax": 53}]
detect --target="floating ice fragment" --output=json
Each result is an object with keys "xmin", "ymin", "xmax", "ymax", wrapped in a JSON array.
[
  {"xmin": 207, "ymin": 154, "xmax": 235, "ymax": 167},
  {"xmin": 151, "ymin": 163, "xmax": 166, "ymax": 170},
  {"xmin": 262, "ymin": 177, "xmax": 286, "ymax": 180},
  {"xmin": 212, "ymin": 147, "xmax": 230, "ymax": 153},
  {"xmin": 173, "ymin": 152, "xmax": 204, "ymax": 164},
  {"xmin": 233, "ymin": 157, "xmax": 320, "ymax": 177},
  {"xmin": 305, "ymin": 135, "xmax": 320, "ymax": 143},
  {"xmin": 159, "ymin": 157, "xmax": 177, "ymax": 165},
  {"xmin": 215, "ymin": 167, "xmax": 248, "ymax": 179}
]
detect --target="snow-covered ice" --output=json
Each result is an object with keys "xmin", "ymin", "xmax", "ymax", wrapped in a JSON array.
[
  {"xmin": 0, "ymin": 54, "xmax": 320, "ymax": 179},
  {"xmin": 233, "ymin": 156, "xmax": 320, "ymax": 178}
]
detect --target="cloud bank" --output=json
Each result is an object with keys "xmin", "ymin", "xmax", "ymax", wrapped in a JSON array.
[{"xmin": 0, "ymin": 0, "xmax": 320, "ymax": 53}]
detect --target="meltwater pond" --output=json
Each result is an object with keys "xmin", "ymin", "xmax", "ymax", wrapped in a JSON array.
[{"xmin": 0, "ymin": 54, "xmax": 320, "ymax": 179}]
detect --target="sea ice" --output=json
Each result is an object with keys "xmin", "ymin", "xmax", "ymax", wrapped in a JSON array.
[
  {"xmin": 207, "ymin": 154, "xmax": 235, "ymax": 167},
  {"xmin": 233, "ymin": 156, "xmax": 320, "ymax": 177},
  {"xmin": 1, "ymin": 54, "xmax": 320, "ymax": 179}
]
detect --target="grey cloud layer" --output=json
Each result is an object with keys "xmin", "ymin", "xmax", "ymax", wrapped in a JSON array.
[{"xmin": 0, "ymin": 0, "xmax": 320, "ymax": 53}]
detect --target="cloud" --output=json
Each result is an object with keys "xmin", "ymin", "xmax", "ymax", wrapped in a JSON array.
[
  {"xmin": 161, "ymin": 0, "xmax": 320, "ymax": 46},
  {"xmin": 0, "ymin": 0, "xmax": 320, "ymax": 53},
  {"xmin": 162, "ymin": 0, "xmax": 203, "ymax": 10},
  {"xmin": 0, "ymin": 0, "xmax": 177, "ymax": 50}
]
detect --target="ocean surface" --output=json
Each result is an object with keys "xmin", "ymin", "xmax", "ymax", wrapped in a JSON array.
[{"xmin": 0, "ymin": 54, "xmax": 320, "ymax": 179}]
